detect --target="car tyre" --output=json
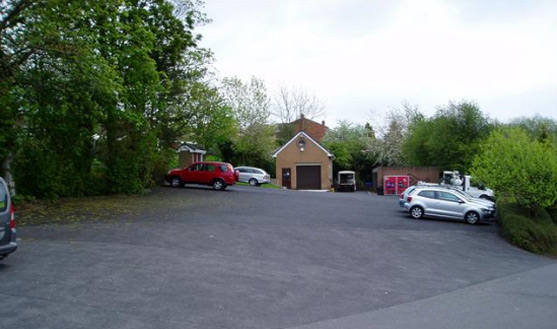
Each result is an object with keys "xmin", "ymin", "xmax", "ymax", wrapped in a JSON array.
[
  {"xmin": 170, "ymin": 176, "xmax": 183, "ymax": 188},
  {"xmin": 249, "ymin": 178, "xmax": 258, "ymax": 186},
  {"xmin": 465, "ymin": 211, "xmax": 479, "ymax": 224},
  {"xmin": 212, "ymin": 179, "xmax": 225, "ymax": 191},
  {"xmin": 410, "ymin": 206, "xmax": 424, "ymax": 219}
]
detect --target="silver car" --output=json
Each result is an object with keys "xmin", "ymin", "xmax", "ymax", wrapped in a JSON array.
[
  {"xmin": 234, "ymin": 166, "xmax": 271, "ymax": 186},
  {"xmin": 404, "ymin": 187, "xmax": 496, "ymax": 224},
  {"xmin": 0, "ymin": 177, "xmax": 17, "ymax": 260}
]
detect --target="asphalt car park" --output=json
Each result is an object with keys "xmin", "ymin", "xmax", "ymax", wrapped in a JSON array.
[{"xmin": 0, "ymin": 186, "xmax": 553, "ymax": 329}]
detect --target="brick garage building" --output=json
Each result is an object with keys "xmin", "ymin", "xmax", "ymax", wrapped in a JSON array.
[{"xmin": 272, "ymin": 132, "xmax": 334, "ymax": 190}]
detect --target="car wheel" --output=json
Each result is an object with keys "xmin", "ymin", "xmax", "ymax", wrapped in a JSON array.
[
  {"xmin": 212, "ymin": 179, "xmax": 225, "ymax": 191},
  {"xmin": 465, "ymin": 211, "xmax": 479, "ymax": 224},
  {"xmin": 479, "ymin": 195, "xmax": 489, "ymax": 200},
  {"xmin": 410, "ymin": 206, "xmax": 424, "ymax": 219},
  {"xmin": 249, "ymin": 178, "xmax": 258, "ymax": 186},
  {"xmin": 170, "ymin": 176, "xmax": 183, "ymax": 188}
]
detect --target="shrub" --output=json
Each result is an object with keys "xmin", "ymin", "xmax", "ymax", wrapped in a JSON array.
[
  {"xmin": 498, "ymin": 202, "xmax": 557, "ymax": 256},
  {"xmin": 471, "ymin": 127, "xmax": 557, "ymax": 215}
]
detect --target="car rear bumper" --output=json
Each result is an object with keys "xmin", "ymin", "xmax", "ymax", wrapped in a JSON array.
[{"xmin": 0, "ymin": 241, "xmax": 17, "ymax": 258}]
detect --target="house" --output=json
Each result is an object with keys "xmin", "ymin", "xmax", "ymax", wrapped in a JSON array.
[
  {"xmin": 272, "ymin": 131, "xmax": 334, "ymax": 190},
  {"xmin": 177, "ymin": 143, "xmax": 206, "ymax": 167},
  {"xmin": 290, "ymin": 114, "xmax": 328, "ymax": 142}
]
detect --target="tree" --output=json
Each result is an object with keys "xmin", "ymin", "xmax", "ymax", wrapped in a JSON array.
[
  {"xmin": 402, "ymin": 101, "xmax": 491, "ymax": 172},
  {"xmin": 365, "ymin": 103, "xmax": 422, "ymax": 166},
  {"xmin": 220, "ymin": 76, "xmax": 275, "ymax": 170},
  {"xmin": 2, "ymin": 0, "xmax": 213, "ymax": 197},
  {"xmin": 471, "ymin": 127, "xmax": 557, "ymax": 214},
  {"xmin": 272, "ymin": 84, "xmax": 326, "ymax": 123},
  {"xmin": 322, "ymin": 121, "xmax": 375, "ymax": 184},
  {"xmin": 185, "ymin": 82, "xmax": 237, "ymax": 152},
  {"xmin": 221, "ymin": 76, "xmax": 271, "ymax": 130}
]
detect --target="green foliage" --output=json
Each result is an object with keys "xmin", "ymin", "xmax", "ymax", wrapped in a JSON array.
[
  {"xmin": 498, "ymin": 202, "xmax": 557, "ymax": 256},
  {"xmin": 403, "ymin": 101, "xmax": 491, "ymax": 172},
  {"xmin": 1, "ymin": 0, "xmax": 214, "ymax": 198},
  {"xmin": 219, "ymin": 76, "xmax": 276, "ymax": 171},
  {"xmin": 471, "ymin": 127, "xmax": 557, "ymax": 214},
  {"xmin": 323, "ymin": 121, "xmax": 376, "ymax": 185}
]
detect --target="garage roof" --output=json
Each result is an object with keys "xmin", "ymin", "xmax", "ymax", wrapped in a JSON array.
[{"xmin": 271, "ymin": 131, "xmax": 334, "ymax": 158}]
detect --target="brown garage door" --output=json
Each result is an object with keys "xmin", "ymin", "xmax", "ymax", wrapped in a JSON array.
[{"xmin": 296, "ymin": 165, "xmax": 321, "ymax": 190}]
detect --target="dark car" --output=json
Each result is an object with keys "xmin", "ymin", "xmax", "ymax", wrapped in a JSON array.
[
  {"xmin": 165, "ymin": 162, "xmax": 239, "ymax": 191},
  {"xmin": 0, "ymin": 177, "xmax": 17, "ymax": 260}
]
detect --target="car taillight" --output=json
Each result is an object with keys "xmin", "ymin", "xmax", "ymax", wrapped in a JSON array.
[
  {"xmin": 407, "ymin": 196, "xmax": 412, "ymax": 203},
  {"xmin": 10, "ymin": 203, "xmax": 15, "ymax": 229}
]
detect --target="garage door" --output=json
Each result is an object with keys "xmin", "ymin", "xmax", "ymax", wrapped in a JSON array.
[{"xmin": 296, "ymin": 165, "xmax": 321, "ymax": 190}]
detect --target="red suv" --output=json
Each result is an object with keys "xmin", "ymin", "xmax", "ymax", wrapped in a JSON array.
[{"xmin": 165, "ymin": 162, "xmax": 239, "ymax": 190}]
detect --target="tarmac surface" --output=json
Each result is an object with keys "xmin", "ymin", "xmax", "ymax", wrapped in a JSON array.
[{"xmin": 0, "ymin": 185, "xmax": 554, "ymax": 328}]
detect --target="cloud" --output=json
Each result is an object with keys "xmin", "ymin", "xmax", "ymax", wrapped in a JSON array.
[{"xmin": 198, "ymin": 0, "xmax": 557, "ymax": 125}]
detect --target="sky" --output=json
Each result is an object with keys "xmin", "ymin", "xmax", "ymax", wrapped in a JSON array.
[{"xmin": 196, "ymin": 0, "xmax": 557, "ymax": 127}]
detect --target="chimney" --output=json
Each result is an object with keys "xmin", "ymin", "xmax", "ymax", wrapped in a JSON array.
[{"xmin": 322, "ymin": 120, "xmax": 325, "ymax": 126}]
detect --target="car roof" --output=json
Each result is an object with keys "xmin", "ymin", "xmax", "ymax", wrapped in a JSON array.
[
  {"xmin": 234, "ymin": 166, "xmax": 263, "ymax": 170},
  {"xmin": 192, "ymin": 161, "xmax": 230, "ymax": 165},
  {"xmin": 413, "ymin": 186, "xmax": 460, "ymax": 193}
]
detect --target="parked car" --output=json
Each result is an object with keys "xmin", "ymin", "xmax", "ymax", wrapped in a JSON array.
[
  {"xmin": 0, "ymin": 177, "xmax": 17, "ymax": 260},
  {"xmin": 336, "ymin": 171, "xmax": 356, "ymax": 192},
  {"xmin": 404, "ymin": 187, "xmax": 496, "ymax": 224},
  {"xmin": 399, "ymin": 185, "xmax": 417, "ymax": 208},
  {"xmin": 400, "ymin": 184, "xmax": 495, "ymax": 209},
  {"xmin": 234, "ymin": 166, "xmax": 271, "ymax": 186},
  {"xmin": 165, "ymin": 162, "xmax": 239, "ymax": 191}
]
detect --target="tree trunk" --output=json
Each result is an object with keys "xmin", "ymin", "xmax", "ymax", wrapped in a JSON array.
[{"xmin": 1, "ymin": 152, "xmax": 16, "ymax": 196}]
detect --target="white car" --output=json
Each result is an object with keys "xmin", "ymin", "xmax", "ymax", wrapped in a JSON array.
[{"xmin": 234, "ymin": 166, "xmax": 271, "ymax": 186}]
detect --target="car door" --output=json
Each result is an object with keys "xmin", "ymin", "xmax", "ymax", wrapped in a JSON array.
[
  {"xmin": 182, "ymin": 163, "xmax": 201, "ymax": 183},
  {"xmin": 237, "ymin": 168, "xmax": 248, "ymax": 183},
  {"xmin": 416, "ymin": 190, "xmax": 438, "ymax": 215},
  {"xmin": 436, "ymin": 191, "xmax": 465, "ymax": 218},
  {"xmin": 201, "ymin": 164, "xmax": 217, "ymax": 184}
]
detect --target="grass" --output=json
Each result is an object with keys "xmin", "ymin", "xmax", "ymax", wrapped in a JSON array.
[
  {"xmin": 236, "ymin": 182, "xmax": 282, "ymax": 189},
  {"xmin": 498, "ymin": 202, "xmax": 557, "ymax": 257},
  {"xmin": 14, "ymin": 188, "xmax": 207, "ymax": 227}
]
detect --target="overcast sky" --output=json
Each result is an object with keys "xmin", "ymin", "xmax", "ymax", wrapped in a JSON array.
[{"xmin": 197, "ymin": 0, "xmax": 557, "ymax": 127}]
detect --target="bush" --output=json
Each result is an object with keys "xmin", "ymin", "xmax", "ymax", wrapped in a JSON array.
[
  {"xmin": 499, "ymin": 202, "xmax": 557, "ymax": 256},
  {"xmin": 471, "ymin": 127, "xmax": 557, "ymax": 214}
]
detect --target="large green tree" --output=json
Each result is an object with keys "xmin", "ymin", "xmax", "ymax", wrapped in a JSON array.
[
  {"xmin": 220, "ymin": 76, "xmax": 276, "ymax": 170},
  {"xmin": 402, "ymin": 101, "xmax": 491, "ymax": 172},
  {"xmin": 1, "ymin": 0, "xmax": 212, "ymax": 197}
]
